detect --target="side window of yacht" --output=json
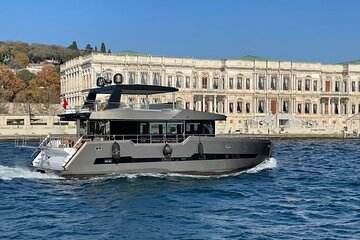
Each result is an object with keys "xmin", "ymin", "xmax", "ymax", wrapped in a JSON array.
[
  {"xmin": 202, "ymin": 121, "xmax": 214, "ymax": 135},
  {"xmin": 150, "ymin": 122, "xmax": 165, "ymax": 135},
  {"xmin": 185, "ymin": 122, "xmax": 201, "ymax": 134}
]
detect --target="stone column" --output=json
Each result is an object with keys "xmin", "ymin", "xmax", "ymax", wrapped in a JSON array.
[
  {"xmin": 202, "ymin": 95, "xmax": 205, "ymax": 112},
  {"xmin": 214, "ymin": 95, "xmax": 217, "ymax": 113},
  {"xmin": 328, "ymin": 98, "xmax": 331, "ymax": 116}
]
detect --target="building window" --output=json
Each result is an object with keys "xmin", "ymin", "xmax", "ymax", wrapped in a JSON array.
[
  {"xmin": 297, "ymin": 103, "xmax": 302, "ymax": 113},
  {"xmin": 283, "ymin": 101, "xmax": 289, "ymax": 113},
  {"xmin": 229, "ymin": 102, "xmax": 234, "ymax": 113},
  {"xmin": 305, "ymin": 103, "xmax": 310, "ymax": 114},
  {"xmin": 246, "ymin": 78, "xmax": 250, "ymax": 90},
  {"xmin": 352, "ymin": 81, "xmax": 356, "ymax": 92},
  {"xmin": 141, "ymin": 72, "xmax": 147, "ymax": 85},
  {"xmin": 237, "ymin": 101, "xmax": 242, "ymax": 113},
  {"xmin": 213, "ymin": 77, "xmax": 219, "ymax": 89},
  {"xmin": 305, "ymin": 79, "xmax": 310, "ymax": 91},
  {"xmin": 258, "ymin": 100, "xmax": 264, "ymax": 113},
  {"xmin": 128, "ymin": 71, "xmax": 135, "ymax": 84},
  {"xmin": 283, "ymin": 76, "xmax": 289, "ymax": 90},
  {"xmin": 176, "ymin": 75, "xmax": 182, "ymax": 88},
  {"xmin": 271, "ymin": 77, "xmax": 277, "ymax": 90},
  {"xmin": 313, "ymin": 80, "xmax": 317, "ymax": 91},
  {"xmin": 313, "ymin": 104, "xmax": 317, "ymax": 114},
  {"xmin": 246, "ymin": 103, "xmax": 250, "ymax": 113},
  {"xmin": 167, "ymin": 76, "xmax": 172, "ymax": 87},
  {"xmin": 258, "ymin": 76, "xmax": 265, "ymax": 90},
  {"xmin": 202, "ymin": 77, "xmax": 208, "ymax": 89},
  {"xmin": 358, "ymin": 104, "xmax": 360, "ymax": 113},
  {"xmin": 229, "ymin": 78, "xmax": 233, "ymax": 89},
  {"xmin": 335, "ymin": 103, "xmax": 339, "ymax": 114},
  {"xmin": 153, "ymin": 72, "xmax": 160, "ymax": 86},
  {"xmin": 185, "ymin": 77, "xmax": 190, "ymax": 88},
  {"xmin": 237, "ymin": 77, "xmax": 242, "ymax": 89},
  {"xmin": 193, "ymin": 77, "xmax": 198, "ymax": 89},
  {"xmin": 335, "ymin": 81, "xmax": 340, "ymax": 92},
  {"xmin": 358, "ymin": 81, "xmax": 360, "ymax": 92},
  {"xmin": 352, "ymin": 104, "xmax": 356, "ymax": 114},
  {"xmin": 298, "ymin": 80, "xmax": 302, "ymax": 91}
]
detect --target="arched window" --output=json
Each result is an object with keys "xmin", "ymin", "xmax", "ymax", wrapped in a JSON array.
[{"xmin": 141, "ymin": 72, "xmax": 148, "ymax": 85}]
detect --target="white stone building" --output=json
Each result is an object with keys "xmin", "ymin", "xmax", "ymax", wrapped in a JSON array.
[{"xmin": 60, "ymin": 52, "xmax": 360, "ymax": 134}]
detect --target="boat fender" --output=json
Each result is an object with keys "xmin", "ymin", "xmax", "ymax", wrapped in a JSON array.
[
  {"xmin": 198, "ymin": 142, "xmax": 204, "ymax": 157},
  {"xmin": 163, "ymin": 143, "xmax": 172, "ymax": 157},
  {"xmin": 112, "ymin": 142, "xmax": 121, "ymax": 163}
]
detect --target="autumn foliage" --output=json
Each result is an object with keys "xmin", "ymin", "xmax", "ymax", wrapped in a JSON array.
[
  {"xmin": 0, "ymin": 64, "xmax": 60, "ymax": 104},
  {"xmin": 0, "ymin": 64, "xmax": 24, "ymax": 102}
]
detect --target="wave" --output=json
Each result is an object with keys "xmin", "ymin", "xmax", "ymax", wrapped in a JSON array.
[{"xmin": 0, "ymin": 165, "xmax": 62, "ymax": 181}]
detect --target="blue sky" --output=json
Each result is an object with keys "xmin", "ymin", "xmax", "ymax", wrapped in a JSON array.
[{"xmin": 0, "ymin": 0, "xmax": 359, "ymax": 63}]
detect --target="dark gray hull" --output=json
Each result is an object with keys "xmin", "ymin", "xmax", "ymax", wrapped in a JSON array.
[{"xmin": 56, "ymin": 136, "xmax": 271, "ymax": 177}]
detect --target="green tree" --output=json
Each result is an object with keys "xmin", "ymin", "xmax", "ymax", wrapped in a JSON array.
[
  {"xmin": 107, "ymin": 49, "xmax": 111, "ymax": 54},
  {"xmin": 68, "ymin": 41, "xmax": 78, "ymax": 51},
  {"xmin": 16, "ymin": 69, "xmax": 36, "ymax": 87},
  {"xmin": 100, "ymin": 42, "xmax": 106, "ymax": 53},
  {"xmin": 85, "ymin": 44, "xmax": 93, "ymax": 52}
]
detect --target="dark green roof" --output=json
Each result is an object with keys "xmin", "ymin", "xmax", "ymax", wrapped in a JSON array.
[
  {"xmin": 338, "ymin": 59, "xmax": 360, "ymax": 65},
  {"xmin": 114, "ymin": 50, "xmax": 151, "ymax": 56},
  {"xmin": 237, "ymin": 55, "xmax": 278, "ymax": 61}
]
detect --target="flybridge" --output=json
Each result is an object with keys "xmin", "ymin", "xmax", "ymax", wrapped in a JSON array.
[{"xmin": 59, "ymin": 74, "xmax": 179, "ymax": 121}]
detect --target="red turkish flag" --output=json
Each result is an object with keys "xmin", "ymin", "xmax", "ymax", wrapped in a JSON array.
[{"xmin": 63, "ymin": 98, "xmax": 68, "ymax": 109}]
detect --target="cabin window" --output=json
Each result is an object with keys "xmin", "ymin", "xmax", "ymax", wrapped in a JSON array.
[
  {"xmin": 150, "ymin": 122, "xmax": 165, "ymax": 135},
  {"xmin": 167, "ymin": 122, "xmax": 183, "ymax": 135},
  {"xmin": 185, "ymin": 122, "xmax": 201, "ymax": 134},
  {"xmin": 202, "ymin": 121, "xmax": 214, "ymax": 135},
  {"xmin": 140, "ymin": 123, "xmax": 149, "ymax": 134}
]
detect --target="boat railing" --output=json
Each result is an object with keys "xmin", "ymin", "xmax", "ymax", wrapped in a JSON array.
[{"xmin": 83, "ymin": 133, "xmax": 214, "ymax": 144}]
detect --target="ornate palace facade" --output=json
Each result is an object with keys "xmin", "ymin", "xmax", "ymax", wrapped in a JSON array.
[{"xmin": 60, "ymin": 53, "xmax": 360, "ymax": 133}]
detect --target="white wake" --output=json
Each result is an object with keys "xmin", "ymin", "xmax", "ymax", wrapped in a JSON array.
[{"xmin": 0, "ymin": 165, "xmax": 62, "ymax": 181}]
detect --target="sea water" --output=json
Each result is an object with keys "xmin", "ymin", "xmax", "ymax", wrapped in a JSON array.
[{"xmin": 0, "ymin": 140, "xmax": 359, "ymax": 239}]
